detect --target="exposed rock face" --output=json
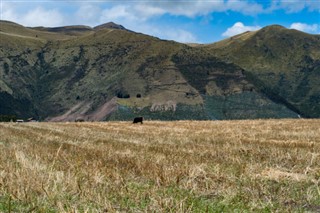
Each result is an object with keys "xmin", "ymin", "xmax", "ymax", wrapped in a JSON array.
[{"xmin": 150, "ymin": 101, "xmax": 177, "ymax": 112}]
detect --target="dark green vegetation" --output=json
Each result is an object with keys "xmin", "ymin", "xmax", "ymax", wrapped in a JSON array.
[
  {"xmin": 0, "ymin": 114, "xmax": 16, "ymax": 122},
  {"xmin": 0, "ymin": 21, "xmax": 319, "ymax": 121}
]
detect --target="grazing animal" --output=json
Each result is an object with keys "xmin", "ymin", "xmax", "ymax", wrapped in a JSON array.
[{"xmin": 133, "ymin": 117, "xmax": 143, "ymax": 124}]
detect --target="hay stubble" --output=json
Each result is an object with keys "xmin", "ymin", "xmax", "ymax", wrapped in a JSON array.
[{"xmin": 0, "ymin": 119, "xmax": 319, "ymax": 212}]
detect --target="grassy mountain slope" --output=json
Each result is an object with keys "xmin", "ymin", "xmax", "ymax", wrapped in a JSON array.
[
  {"xmin": 0, "ymin": 21, "xmax": 317, "ymax": 120},
  {"xmin": 206, "ymin": 25, "xmax": 320, "ymax": 118}
]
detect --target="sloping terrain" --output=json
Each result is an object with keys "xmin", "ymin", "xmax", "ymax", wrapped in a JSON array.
[
  {"xmin": 206, "ymin": 25, "xmax": 320, "ymax": 118},
  {"xmin": 0, "ymin": 21, "xmax": 318, "ymax": 120}
]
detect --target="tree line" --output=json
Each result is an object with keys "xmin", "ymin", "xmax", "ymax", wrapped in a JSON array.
[{"xmin": 0, "ymin": 115, "xmax": 17, "ymax": 122}]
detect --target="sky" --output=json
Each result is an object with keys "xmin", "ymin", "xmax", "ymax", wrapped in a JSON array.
[{"xmin": 0, "ymin": 0, "xmax": 319, "ymax": 43}]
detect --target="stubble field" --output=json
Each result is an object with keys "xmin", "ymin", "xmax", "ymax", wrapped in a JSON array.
[{"xmin": 0, "ymin": 119, "xmax": 319, "ymax": 212}]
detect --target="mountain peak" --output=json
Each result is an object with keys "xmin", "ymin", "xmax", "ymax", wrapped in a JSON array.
[
  {"xmin": 257, "ymin": 25, "xmax": 290, "ymax": 35},
  {"xmin": 94, "ymin": 22, "xmax": 126, "ymax": 31},
  {"xmin": 262, "ymin": 24, "xmax": 286, "ymax": 30}
]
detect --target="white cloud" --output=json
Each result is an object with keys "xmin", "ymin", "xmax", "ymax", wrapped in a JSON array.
[
  {"xmin": 155, "ymin": 1, "xmax": 224, "ymax": 17},
  {"xmin": 1, "ymin": 3, "xmax": 64, "ymax": 27},
  {"xmin": 306, "ymin": 0, "xmax": 320, "ymax": 11},
  {"xmin": 225, "ymin": 0, "xmax": 264, "ymax": 15},
  {"xmin": 167, "ymin": 29, "xmax": 198, "ymax": 43},
  {"xmin": 21, "ymin": 7, "xmax": 64, "ymax": 27},
  {"xmin": 137, "ymin": 0, "xmax": 264, "ymax": 17},
  {"xmin": 100, "ymin": 5, "xmax": 137, "ymax": 22},
  {"xmin": 2, "ymin": 1, "xmax": 318, "ymax": 43},
  {"xmin": 75, "ymin": 4, "xmax": 102, "ymax": 26},
  {"xmin": 93, "ymin": 0, "xmax": 266, "ymax": 24},
  {"xmin": 150, "ymin": 27, "xmax": 198, "ymax": 43},
  {"xmin": 222, "ymin": 22, "xmax": 261, "ymax": 37},
  {"xmin": 95, "ymin": 1, "xmax": 263, "ymax": 42},
  {"xmin": 268, "ymin": 0, "xmax": 320, "ymax": 13},
  {"xmin": 290, "ymin": 22, "xmax": 319, "ymax": 33},
  {"xmin": 279, "ymin": 1, "xmax": 306, "ymax": 13},
  {"xmin": 1, "ymin": 2, "xmax": 20, "ymax": 22},
  {"xmin": 134, "ymin": 4, "xmax": 165, "ymax": 18},
  {"xmin": 86, "ymin": 2, "xmax": 196, "ymax": 43}
]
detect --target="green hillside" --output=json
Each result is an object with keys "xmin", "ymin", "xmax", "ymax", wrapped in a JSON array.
[
  {"xmin": 0, "ymin": 21, "xmax": 318, "ymax": 120},
  {"xmin": 206, "ymin": 25, "xmax": 320, "ymax": 118}
]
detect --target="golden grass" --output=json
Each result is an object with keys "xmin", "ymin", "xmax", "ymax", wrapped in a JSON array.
[{"xmin": 0, "ymin": 119, "xmax": 319, "ymax": 212}]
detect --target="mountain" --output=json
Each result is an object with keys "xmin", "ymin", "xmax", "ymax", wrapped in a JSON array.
[
  {"xmin": 0, "ymin": 21, "xmax": 319, "ymax": 121},
  {"xmin": 93, "ymin": 22, "xmax": 127, "ymax": 31},
  {"xmin": 205, "ymin": 25, "xmax": 320, "ymax": 118}
]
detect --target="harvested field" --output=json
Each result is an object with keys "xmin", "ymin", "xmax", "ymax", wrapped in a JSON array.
[{"xmin": 0, "ymin": 119, "xmax": 319, "ymax": 212}]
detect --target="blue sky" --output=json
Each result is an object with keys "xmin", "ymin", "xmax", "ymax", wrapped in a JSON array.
[{"xmin": 1, "ymin": 0, "xmax": 319, "ymax": 43}]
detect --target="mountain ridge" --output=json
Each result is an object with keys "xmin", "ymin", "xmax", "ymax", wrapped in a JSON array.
[
  {"xmin": 0, "ymin": 20, "xmax": 319, "ymax": 120},
  {"xmin": 205, "ymin": 24, "xmax": 320, "ymax": 118}
]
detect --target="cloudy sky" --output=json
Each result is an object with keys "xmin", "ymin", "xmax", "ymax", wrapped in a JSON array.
[{"xmin": 1, "ymin": 0, "xmax": 319, "ymax": 43}]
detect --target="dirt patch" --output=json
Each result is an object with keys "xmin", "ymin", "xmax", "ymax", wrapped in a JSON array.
[
  {"xmin": 48, "ymin": 102, "xmax": 90, "ymax": 122},
  {"xmin": 88, "ymin": 97, "xmax": 118, "ymax": 121},
  {"xmin": 48, "ymin": 98, "xmax": 118, "ymax": 122}
]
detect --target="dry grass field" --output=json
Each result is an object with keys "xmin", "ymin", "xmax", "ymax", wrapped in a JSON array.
[{"xmin": 0, "ymin": 119, "xmax": 319, "ymax": 212}]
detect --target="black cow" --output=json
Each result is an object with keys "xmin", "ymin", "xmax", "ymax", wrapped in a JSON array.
[{"xmin": 133, "ymin": 117, "xmax": 143, "ymax": 124}]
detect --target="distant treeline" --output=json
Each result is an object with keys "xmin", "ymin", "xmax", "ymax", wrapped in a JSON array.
[{"xmin": 0, "ymin": 115, "xmax": 17, "ymax": 122}]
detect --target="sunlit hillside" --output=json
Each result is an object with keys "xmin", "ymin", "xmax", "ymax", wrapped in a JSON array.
[{"xmin": 1, "ymin": 21, "xmax": 319, "ymax": 121}]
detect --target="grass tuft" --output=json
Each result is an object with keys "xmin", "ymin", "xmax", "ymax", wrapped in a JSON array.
[{"xmin": 0, "ymin": 119, "xmax": 319, "ymax": 212}]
